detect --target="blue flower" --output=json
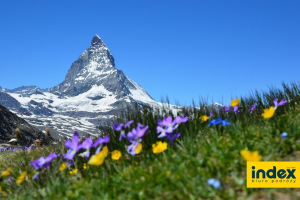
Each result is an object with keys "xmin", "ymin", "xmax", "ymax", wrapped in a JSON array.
[
  {"xmin": 280, "ymin": 132, "xmax": 288, "ymax": 139},
  {"xmin": 209, "ymin": 118, "xmax": 230, "ymax": 126},
  {"xmin": 208, "ymin": 178, "xmax": 221, "ymax": 189}
]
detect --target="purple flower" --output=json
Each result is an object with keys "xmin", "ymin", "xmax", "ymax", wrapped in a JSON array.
[
  {"xmin": 159, "ymin": 116, "xmax": 179, "ymax": 133},
  {"xmin": 249, "ymin": 103, "xmax": 257, "ymax": 114},
  {"xmin": 210, "ymin": 111, "xmax": 214, "ymax": 118},
  {"xmin": 233, "ymin": 106, "xmax": 242, "ymax": 114},
  {"xmin": 7, "ymin": 176, "xmax": 12, "ymax": 183},
  {"xmin": 113, "ymin": 120, "xmax": 134, "ymax": 141},
  {"xmin": 208, "ymin": 178, "xmax": 221, "ymax": 189},
  {"xmin": 92, "ymin": 135, "xmax": 110, "ymax": 153},
  {"xmin": 31, "ymin": 152, "xmax": 59, "ymax": 170},
  {"xmin": 78, "ymin": 138, "xmax": 93, "ymax": 159},
  {"xmin": 174, "ymin": 114, "xmax": 189, "ymax": 124},
  {"xmin": 280, "ymin": 132, "xmax": 288, "ymax": 139},
  {"xmin": 273, "ymin": 98, "xmax": 288, "ymax": 109},
  {"xmin": 166, "ymin": 132, "xmax": 181, "ymax": 145},
  {"xmin": 126, "ymin": 123, "xmax": 148, "ymax": 155},
  {"xmin": 64, "ymin": 131, "xmax": 82, "ymax": 160},
  {"xmin": 127, "ymin": 123, "xmax": 148, "ymax": 143},
  {"xmin": 157, "ymin": 115, "xmax": 188, "ymax": 138},
  {"xmin": 222, "ymin": 106, "xmax": 231, "ymax": 112},
  {"xmin": 32, "ymin": 173, "xmax": 39, "ymax": 181},
  {"xmin": 127, "ymin": 138, "xmax": 142, "ymax": 155}
]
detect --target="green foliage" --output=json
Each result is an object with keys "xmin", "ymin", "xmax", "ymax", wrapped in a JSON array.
[{"xmin": 1, "ymin": 82, "xmax": 300, "ymax": 199}]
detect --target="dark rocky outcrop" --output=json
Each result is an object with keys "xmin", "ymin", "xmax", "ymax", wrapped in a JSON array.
[{"xmin": 0, "ymin": 104, "xmax": 53, "ymax": 144}]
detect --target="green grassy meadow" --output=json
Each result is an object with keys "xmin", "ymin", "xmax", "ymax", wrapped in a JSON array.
[{"xmin": 1, "ymin": 82, "xmax": 300, "ymax": 199}]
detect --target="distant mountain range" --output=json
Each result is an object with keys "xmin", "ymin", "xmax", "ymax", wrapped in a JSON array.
[{"xmin": 0, "ymin": 35, "xmax": 184, "ymax": 139}]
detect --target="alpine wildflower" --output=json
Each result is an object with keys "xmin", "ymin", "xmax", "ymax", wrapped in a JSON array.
[
  {"xmin": 78, "ymin": 137, "xmax": 93, "ymax": 159},
  {"xmin": 59, "ymin": 163, "xmax": 67, "ymax": 171},
  {"xmin": 111, "ymin": 150, "xmax": 122, "ymax": 160},
  {"xmin": 249, "ymin": 103, "xmax": 257, "ymax": 114},
  {"xmin": 261, "ymin": 106, "xmax": 275, "ymax": 119},
  {"xmin": 230, "ymin": 98, "xmax": 240, "ymax": 107},
  {"xmin": 126, "ymin": 123, "xmax": 148, "ymax": 155},
  {"xmin": 92, "ymin": 135, "xmax": 110, "ymax": 154},
  {"xmin": 113, "ymin": 120, "xmax": 134, "ymax": 141},
  {"xmin": 280, "ymin": 132, "xmax": 288, "ymax": 139},
  {"xmin": 64, "ymin": 131, "xmax": 82, "ymax": 160},
  {"xmin": 207, "ymin": 178, "xmax": 221, "ymax": 189},
  {"xmin": 152, "ymin": 141, "xmax": 168, "ymax": 154},
  {"xmin": 88, "ymin": 147, "xmax": 108, "ymax": 166},
  {"xmin": 69, "ymin": 169, "xmax": 78, "ymax": 176},
  {"xmin": 31, "ymin": 152, "xmax": 59, "ymax": 170},
  {"xmin": 16, "ymin": 172, "xmax": 27, "ymax": 185},
  {"xmin": 273, "ymin": 98, "xmax": 288, "ymax": 109},
  {"xmin": 2, "ymin": 168, "xmax": 12, "ymax": 176},
  {"xmin": 209, "ymin": 118, "xmax": 230, "ymax": 126},
  {"xmin": 32, "ymin": 173, "xmax": 39, "ymax": 181},
  {"xmin": 240, "ymin": 149, "xmax": 262, "ymax": 161},
  {"xmin": 135, "ymin": 143, "xmax": 142, "ymax": 154},
  {"xmin": 200, "ymin": 115, "xmax": 209, "ymax": 123}
]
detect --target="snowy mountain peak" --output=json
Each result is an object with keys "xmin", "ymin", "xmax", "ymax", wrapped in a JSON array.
[{"xmin": 91, "ymin": 34, "xmax": 104, "ymax": 46}]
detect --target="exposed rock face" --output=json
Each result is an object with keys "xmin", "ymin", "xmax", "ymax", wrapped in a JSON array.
[
  {"xmin": 49, "ymin": 34, "xmax": 141, "ymax": 99},
  {"xmin": 0, "ymin": 35, "xmax": 174, "ymax": 139},
  {"xmin": 0, "ymin": 104, "xmax": 53, "ymax": 144},
  {"xmin": 0, "ymin": 92, "xmax": 22, "ymax": 111}
]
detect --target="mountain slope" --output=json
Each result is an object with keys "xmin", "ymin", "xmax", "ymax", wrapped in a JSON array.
[{"xmin": 0, "ymin": 35, "xmax": 178, "ymax": 139}]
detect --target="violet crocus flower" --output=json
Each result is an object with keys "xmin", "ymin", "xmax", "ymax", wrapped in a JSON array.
[
  {"xmin": 208, "ymin": 178, "xmax": 221, "ymax": 189},
  {"xmin": 126, "ymin": 123, "xmax": 148, "ymax": 155},
  {"xmin": 64, "ymin": 131, "xmax": 82, "ymax": 160},
  {"xmin": 92, "ymin": 135, "xmax": 110, "ymax": 153},
  {"xmin": 113, "ymin": 120, "xmax": 134, "ymax": 141},
  {"xmin": 273, "ymin": 98, "xmax": 288, "ymax": 109},
  {"xmin": 249, "ymin": 103, "xmax": 257, "ymax": 114},
  {"xmin": 78, "ymin": 138, "xmax": 93, "ymax": 159},
  {"xmin": 31, "ymin": 152, "xmax": 59, "ymax": 170}
]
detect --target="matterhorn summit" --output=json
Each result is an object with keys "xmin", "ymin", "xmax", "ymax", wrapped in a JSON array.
[{"xmin": 0, "ymin": 35, "xmax": 165, "ymax": 138}]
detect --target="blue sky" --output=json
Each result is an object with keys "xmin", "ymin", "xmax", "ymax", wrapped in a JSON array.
[{"xmin": 0, "ymin": 1, "xmax": 299, "ymax": 106}]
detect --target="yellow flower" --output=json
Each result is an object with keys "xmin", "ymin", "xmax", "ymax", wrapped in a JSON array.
[
  {"xmin": 2, "ymin": 192, "xmax": 7, "ymax": 197},
  {"xmin": 88, "ymin": 147, "xmax": 108, "ymax": 166},
  {"xmin": 261, "ymin": 106, "xmax": 275, "ymax": 119},
  {"xmin": 102, "ymin": 146, "xmax": 109, "ymax": 156},
  {"xmin": 152, "ymin": 141, "xmax": 168, "ymax": 154},
  {"xmin": 135, "ymin": 143, "xmax": 142, "ymax": 154},
  {"xmin": 83, "ymin": 163, "xmax": 89, "ymax": 170},
  {"xmin": 111, "ymin": 150, "xmax": 122, "ymax": 160},
  {"xmin": 59, "ymin": 163, "xmax": 67, "ymax": 171},
  {"xmin": 230, "ymin": 98, "xmax": 240, "ymax": 107},
  {"xmin": 69, "ymin": 169, "xmax": 78, "ymax": 175},
  {"xmin": 16, "ymin": 172, "xmax": 27, "ymax": 185},
  {"xmin": 2, "ymin": 168, "xmax": 12, "ymax": 176},
  {"xmin": 200, "ymin": 115, "xmax": 209, "ymax": 123},
  {"xmin": 240, "ymin": 149, "xmax": 262, "ymax": 161}
]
